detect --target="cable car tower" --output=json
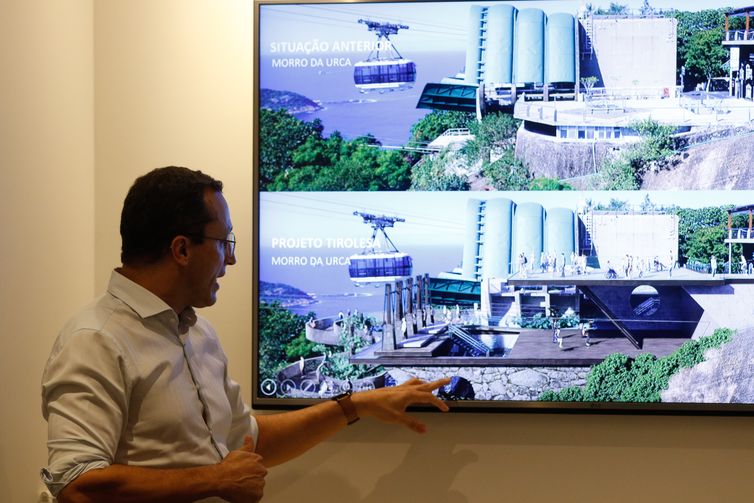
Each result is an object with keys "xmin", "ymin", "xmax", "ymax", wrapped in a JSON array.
[
  {"xmin": 348, "ymin": 211, "xmax": 413, "ymax": 285},
  {"xmin": 353, "ymin": 19, "xmax": 416, "ymax": 93}
]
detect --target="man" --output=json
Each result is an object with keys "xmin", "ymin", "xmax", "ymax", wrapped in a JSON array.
[{"xmin": 42, "ymin": 167, "xmax": 450, "ymax": 503}]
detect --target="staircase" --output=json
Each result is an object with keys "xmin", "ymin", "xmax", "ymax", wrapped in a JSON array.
[
  {"xmin": 447, "ymin": 325, "xmax": 490, "ymax": 357},
  {"xmin": 580, "ymin": 285, "xmax": 641, "ymax": 349}
]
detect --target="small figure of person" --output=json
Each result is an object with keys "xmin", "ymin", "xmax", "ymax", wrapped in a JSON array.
[
  {"xmin": 581, "ymin": 321, "xmax": 592, "ymax": 347},
  {"xmin": 740, "ymin": 254, "xmax": 747, "ymax": 275},
  {"xmin": 668, "ymin": 251, "xmax": 674, "ymax": 277},
  {"xmin": 711, "ymin": 255, "xmax": 717, "ymax": 277},
  {"xmin": 518, "ymin": 252, "xmax": 528, "ymax": 278}
]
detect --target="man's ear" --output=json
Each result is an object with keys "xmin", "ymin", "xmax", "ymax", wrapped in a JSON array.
[{"xmin": 170, "ymin": 236, "xmax": 192, "ymax": 266}]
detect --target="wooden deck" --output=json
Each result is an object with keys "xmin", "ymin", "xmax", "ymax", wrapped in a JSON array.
[
  {"xmin": 503, "ymin": 328, "xmax": 687, "ymax": 366},
  {"xmin": 351, "ymin": 328, "xmax": 689, "ymax": 367}
]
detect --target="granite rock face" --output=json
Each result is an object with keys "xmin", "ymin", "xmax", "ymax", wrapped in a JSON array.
[
  {"xmin": 514, "ymin": 125, "xmax": 754, "ymax": 190},
  {"xmin": 662, "ymin": 328, "xmax": 754, "ymax": 403}
]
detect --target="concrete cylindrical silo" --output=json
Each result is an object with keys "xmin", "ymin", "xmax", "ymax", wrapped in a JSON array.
[
  {"xmin": 461, "ymin": 198, "xmax": 484, "ymax": 279},
  {"xmin": 483, "ymin": 198, "xmax": 515, "ymax": 278},
  {"xmin": 484, "ymin": 4, "xmax": 517, "ymax": 85},
  {"xmin": 464, "ymin": 5, "xmax": 486, "ymax": 85},
  {"xmin": 512, "ymin": 202, "xmax": 544, "ymax": 273},
  {"xmin": 546, "ymin": 12, "xmax": 576, "ymax": 85},
  {"xmin": 545, "ymin": 207, "xmax": 576, "ymax": 263},
  {"xmin": 514, "ymin": 8, "xmax": 545, "ymax": 86}
]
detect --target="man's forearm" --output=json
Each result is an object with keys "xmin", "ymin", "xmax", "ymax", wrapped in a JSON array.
[
  {"xmin": 57, "ymin": 464, "xmax": 225, "ymax": 503},
  {"xmin": 58, "ymin": 447, "xmax": 266, "ymax": 503},
  {"xmin": 254, "ymin": 378, "xmax": 451, "ymax": 467},
  {"xmin": 255, "ymin": 399, "xmax": 348, "ymax": 467}
]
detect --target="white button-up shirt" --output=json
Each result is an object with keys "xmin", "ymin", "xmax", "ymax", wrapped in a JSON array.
[{"xmin": 41, "ymin": 270, "xmax": 258, "ymax": 499}]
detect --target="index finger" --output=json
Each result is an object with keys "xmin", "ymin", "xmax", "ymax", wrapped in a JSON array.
[{"xmin": 418, "ymin": 377, "xmax": 452, "ymax": 392}]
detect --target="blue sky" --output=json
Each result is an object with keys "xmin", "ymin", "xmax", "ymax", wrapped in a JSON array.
[
  {"xmin": 260, "ymin": 190, "xmax": 754, "ymax": 250},
  {"xmin": 260, "ymin": 0, "xmax": 753, "ymax": 55}
]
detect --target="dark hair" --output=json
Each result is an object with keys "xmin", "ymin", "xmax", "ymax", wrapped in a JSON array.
[{"xmin": 120, "ymin": 166, "xmax": 224, "ymax": 264}]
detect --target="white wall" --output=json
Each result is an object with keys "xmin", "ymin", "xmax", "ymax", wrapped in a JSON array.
[
  {"xmin": 0, "ymin": 1, "xmax": 95, "ymax": 501},
  {"xmin": 3, "ymin": 1, "xmax": 754, "ymax": 502}
]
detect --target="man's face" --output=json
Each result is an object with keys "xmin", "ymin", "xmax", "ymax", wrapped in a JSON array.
[{"xmin": 187, "ymin": 190, "xmax": 236, "ymax": 308}]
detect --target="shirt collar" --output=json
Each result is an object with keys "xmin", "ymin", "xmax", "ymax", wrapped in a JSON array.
[{"xmin": 107, "ymin": 270, "xmax": 197, "ymax": 335}]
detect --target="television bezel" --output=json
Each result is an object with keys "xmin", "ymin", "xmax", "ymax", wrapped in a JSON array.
[{"xmin": 251, "ymin": 0, "xmax": 754, "ymax": 415}]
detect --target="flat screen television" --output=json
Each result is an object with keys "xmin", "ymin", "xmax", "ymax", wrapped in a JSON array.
[{"xmin": 253, "ymin": 0, "xmax": 754, "ymax": 413}]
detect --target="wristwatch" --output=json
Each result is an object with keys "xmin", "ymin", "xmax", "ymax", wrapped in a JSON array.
[{"xmin": 331, "ymin": 390, "xmax": 360, "ymax": 425}]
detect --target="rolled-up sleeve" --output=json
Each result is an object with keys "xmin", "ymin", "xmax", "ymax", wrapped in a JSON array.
[{"xmin": 41, "ymin": 329, "xmax": 131, "ymax": 496}]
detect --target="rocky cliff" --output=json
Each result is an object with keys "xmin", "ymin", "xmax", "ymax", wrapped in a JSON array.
[{"xmin": 515, "ymin": 126, "xmax": 754, "ymax": 190}]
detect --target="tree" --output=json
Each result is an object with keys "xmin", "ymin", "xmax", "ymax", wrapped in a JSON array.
[
  {"xmin": 580, "ymin": 76, "xmax": 598, "ymax": 99},
  {"xmin": 594, "ymin": 3, "xmax": 629, "ymax": 15},
  {"xmin": 463, "ymin": 112, "xmax": 520, "ymax": 165},
  {"xmin": 410, "ymin": 150, "xmax": 470, "ymax": 191},
  {"xmin": 409, "ymin": 110, "xmax": 475, "ymax": 146},
  {"xmin": 684, "ymin": 28, "xmax": 728, "ymax": 90},
  {"xmin": 674, "ymin": 206, "xmax": 744, "ymax": 265},
  {"xmin": 258, "ymin": 302, "xmax": 313, "ymax": 381},
  {"xmin": 673, "ymin": 9, "xmax": 736, "ymax": 89},
  {"xmin": 268, "ymin": 131, "xmax": 412, "ymax": 191},
  {"xmin": 259, "ymin": 109, "xmax": 323, "ymax": 189},
  {"xmin": 482, "ymin": 147, "xmax": 530, "ymax": 190}
]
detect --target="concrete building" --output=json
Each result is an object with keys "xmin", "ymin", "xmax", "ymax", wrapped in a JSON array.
[{"xmin": 459, "ymin": 197, "xmax": 678, "ymax": 283}]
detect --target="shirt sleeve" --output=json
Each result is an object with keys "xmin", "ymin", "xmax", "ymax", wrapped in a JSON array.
[
  {"xmin": 41, "ymin": 329, "xmax": 131, "ymax": 497},
  {"xmin": 224, "ymin": 372, "xmax": 259, "ymax": 452}
]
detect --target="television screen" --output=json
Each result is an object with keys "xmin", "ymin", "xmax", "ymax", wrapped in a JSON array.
[{"xmin": 253, "ymin": 0, "xmax": 754, "ymax": 413}]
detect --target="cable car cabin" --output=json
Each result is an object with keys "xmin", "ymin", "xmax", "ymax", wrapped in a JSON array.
[
  {"xmin": 348, "ymin": 252, "xmax": 413, "ymax": 284},
  {"xmin": 353, "ymin": 59, "xmax": 416, "ymax": 92}
]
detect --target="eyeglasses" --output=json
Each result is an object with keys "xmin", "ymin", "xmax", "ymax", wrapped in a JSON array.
[{"xmin": 202, "ymin": 231, "xmax": 236, "ymax": 256}]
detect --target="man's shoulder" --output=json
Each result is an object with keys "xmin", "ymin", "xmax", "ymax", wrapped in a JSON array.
[{"xmin": 60, "ymin": 292, "xmax": 124, "ymax": 335}]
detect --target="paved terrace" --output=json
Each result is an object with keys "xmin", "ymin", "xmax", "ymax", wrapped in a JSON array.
[
  {"xmin": 514, "ymin": 93, "xmax": 754, "ymax": 129},
  {"xmin": 350, "ymin": 267, "xmax": 754, "ymax": 367},
  {"xmin": 505, "ymin": 265, "xmax": 747, "ymax": 287},
  {"xmin": 351, "ymin": 327, "xmax": 690, "ymax": 367}
]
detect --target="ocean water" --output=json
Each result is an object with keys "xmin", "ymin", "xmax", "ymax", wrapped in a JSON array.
[
  {"xmin": 260, "ymin": 51, "xmax": 466, "ymax": 145},
  {"xmin": 259, "ymin": 244, "xmax": 462, "ymax": 319}
]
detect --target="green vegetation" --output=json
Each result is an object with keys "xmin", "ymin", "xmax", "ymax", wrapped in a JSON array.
[
  {"xmin": 673, "ymin": 206, "xmax": 746, "ymax": 267},
  {"xmin": 481, "ymin": 148, "xmax": 529, "ymax": 191},
  {"xmin": 258, "ymin": 301, "xmax": 316, "ymax": 381},
  {"xmin": 539, "ymin": 328, "xmax": 735, "ymax": 402},
  {"xmin": 313, "ymin": 313, "xmax": 383, "ymax": 381},
  {"xmin": 592, "ymin": 198, "xmax": 630, "ymax": 212},
  {"xmin": 593, "ymin": 3, "xmax": 630, "ymax": 15},
  {"xmin": 529, "ymin": 177, "xmax": 574, "ymax": 191},
  {"xmin": 516, "ymin": 311, "xmax": 580, "ymax": 330},
  {"xmin": 259, "ymin": 109, "xmax": 323, "ymax": 189},
  {"xmin": 258, "ymin": 303, "xmax": 382, "ymax": 385},
  {"xmin": 673, "ymin": 9, "xmax": 742, "ymax": 90},
  {"xmin": 260, "ymin": 109, "xmax": 412, "ymax": 191},
  {"xmin": 410, "ymin": 150, "xmax": 470, "ymax": 191},
  {"xmin": 580, "ymin": 75, "xmax": 598, "ymax": 98},
  {"xmin": 463, "ymin": 112, "xmax": 527, "ymax": 190},
  {"xmin": 593, "ymin": 118, "xmax": 677, "ymax": 190},
  {"xmin": 409, "ymin": 110, "xmax": 475, "ymax": 146}
]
